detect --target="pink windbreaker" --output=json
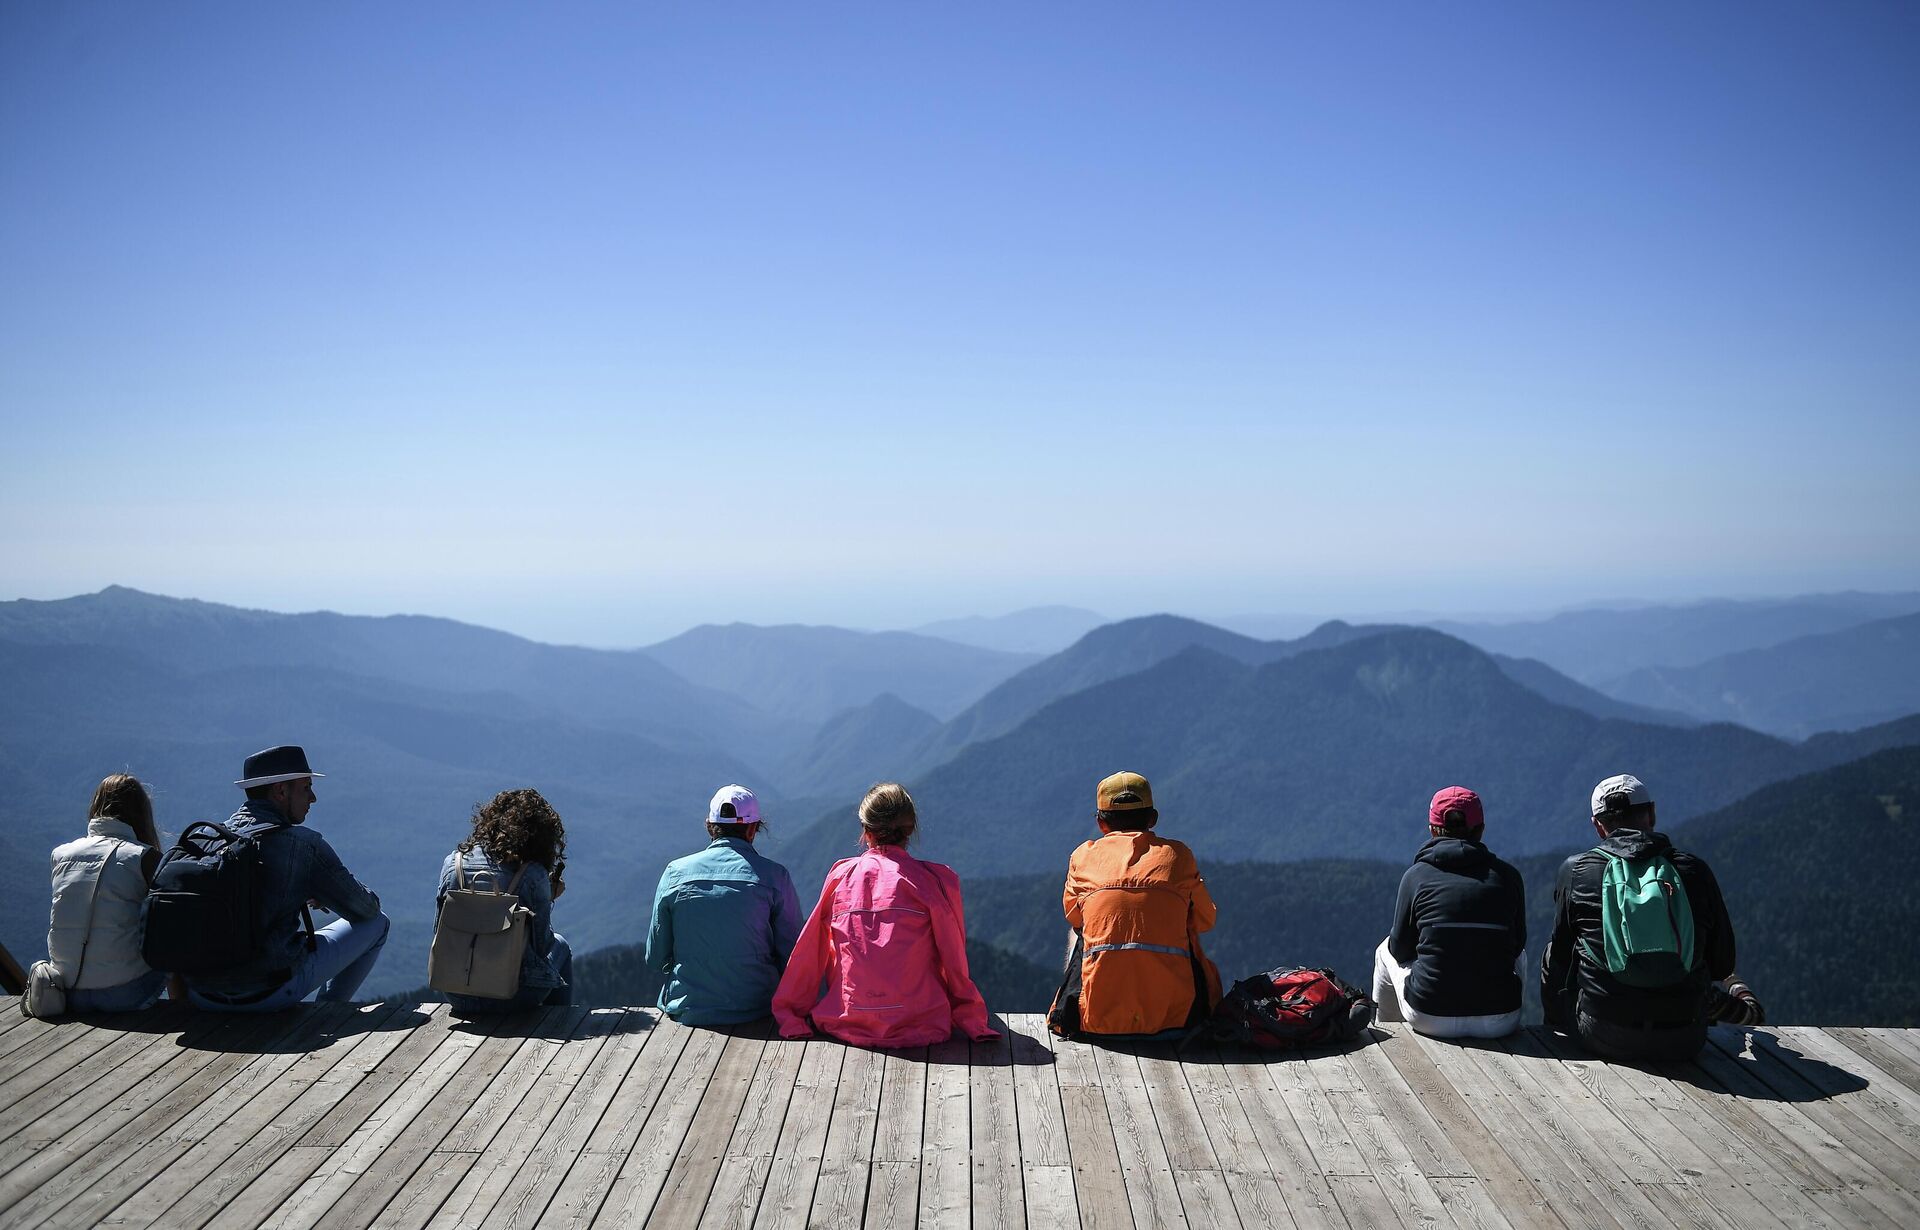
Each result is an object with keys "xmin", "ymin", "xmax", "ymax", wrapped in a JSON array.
[{"xmin": 772, "ymin": 845, "xmax": 996, "ymax": 1046}]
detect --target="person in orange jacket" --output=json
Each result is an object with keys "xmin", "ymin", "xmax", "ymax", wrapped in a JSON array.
[{"xmin": 1048, "ymin": 771, "xmax": 1221, "ymax": 1039}]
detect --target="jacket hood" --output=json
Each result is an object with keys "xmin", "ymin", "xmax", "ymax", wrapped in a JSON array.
[
  {"xmin": 1601, "ymin": 827, "xmax": 1671, "ymax": 861},
  {"xmin": 1414, "ymin": 836, "xmax": 1497, "ymax": 873}
]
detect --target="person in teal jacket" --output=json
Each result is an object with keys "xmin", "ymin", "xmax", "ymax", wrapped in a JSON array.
[{"xmin": 646, "ymin": 784, "xmax": 803, "ymax": 1025}]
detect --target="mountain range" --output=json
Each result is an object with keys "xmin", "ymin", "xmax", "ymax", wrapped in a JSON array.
[
  {"xmin": 3, "ymin": 584, "xmax": 1918, "ymax": 1011},
  {"xmin": 1431, "ymin": 591, "xmax": 1920, "ymax": 685}
]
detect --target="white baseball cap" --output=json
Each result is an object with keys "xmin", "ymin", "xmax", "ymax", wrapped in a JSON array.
[
  {"xmin": 1590, "ymin": 773, "xmax": 1653, "ymax": 818},
  {"xmin": 707, "ymin": 784, "xmax": 761, "ymax": 827}
]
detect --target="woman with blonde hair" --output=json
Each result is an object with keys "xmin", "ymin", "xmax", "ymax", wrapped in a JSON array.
[
  {"xmin": 772, "ymin": 783, "xmax": 995, "ymax": 1046},
  {"xmin": 436, "ymin": 788, "xmax": 572, "ymax": 1015},
  {"xmin": 46, "ymin": 774, "xmax": 176, "ymax": 1012}
]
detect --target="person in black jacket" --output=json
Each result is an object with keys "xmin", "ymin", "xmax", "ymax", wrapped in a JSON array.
[
  {"xmin": 1372, "ymin": 786, "xmax": 1527, "ymax": 1038},
  {"xmin": 1540, "ymin": 773, "xmax": 1764, "ymax": 1062}
]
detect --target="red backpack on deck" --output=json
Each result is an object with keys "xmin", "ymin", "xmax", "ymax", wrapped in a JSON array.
[{"xmin": 1196, "ymin": 966, "xmax": 1374, "ymax": 1050}]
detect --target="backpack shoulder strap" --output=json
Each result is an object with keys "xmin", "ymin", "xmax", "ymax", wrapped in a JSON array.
[{"xmin": 69, "ymin": 838, "xmax": 129, "ymax": 990}]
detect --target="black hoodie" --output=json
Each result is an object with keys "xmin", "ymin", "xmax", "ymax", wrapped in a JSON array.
[
  {"xmin": 1540, "ymin": 828, "xmax": 1736, "ymax": 1031},
  {"xmin": 1387, "ymin": 836, "xmax": 1527, "ymax": 1017}
]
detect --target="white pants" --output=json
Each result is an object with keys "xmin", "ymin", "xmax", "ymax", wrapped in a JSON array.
[{"xmin": 1372, "ymin": 938, "xmax": 1523, "ymax": 1040}]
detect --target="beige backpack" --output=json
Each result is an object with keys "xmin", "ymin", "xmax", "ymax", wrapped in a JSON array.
[{"xmin": 428, "ymin": 861, "xmax": 531, "ymax": 1000}]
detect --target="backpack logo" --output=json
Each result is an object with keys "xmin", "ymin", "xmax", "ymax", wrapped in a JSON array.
[{"xmin": 1580, "ymin": 848, "xmax": 1696, "ymax": 988}]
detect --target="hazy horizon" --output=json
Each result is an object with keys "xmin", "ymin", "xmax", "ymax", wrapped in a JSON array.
[
  {"xmin": 7, "ymin": 580, "xmax": 1920, "ymax": 651},
  {"xmin": 6, "ymin": 5, "xmax": 1918, "ymax": 646}
]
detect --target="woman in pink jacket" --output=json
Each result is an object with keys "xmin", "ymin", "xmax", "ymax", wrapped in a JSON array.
[{"xmin": 773, "ymin": 783, "xmax": 997, "ymax": 1046}]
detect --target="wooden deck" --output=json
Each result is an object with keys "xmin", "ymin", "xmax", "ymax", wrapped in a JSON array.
[{"xmin": 2, "ymin": 1000, "xmax": 1918, "ymax": 1229}]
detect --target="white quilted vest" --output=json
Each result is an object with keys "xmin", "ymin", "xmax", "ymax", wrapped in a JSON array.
[{"xmin": 47, "ymin": 818, "xmax": 156, "ymax": 990}]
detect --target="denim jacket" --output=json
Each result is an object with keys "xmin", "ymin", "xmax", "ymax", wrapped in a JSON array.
[
  {"xmin": 437, "ymin": 846, "xmax": 565, "ymax": 992},
  {"xmin": 190, "ymin": 800, "xmax": 382, "ymax": 996}
]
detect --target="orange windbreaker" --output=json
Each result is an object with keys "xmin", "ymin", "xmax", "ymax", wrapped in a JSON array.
[{"xmin": 1060, "ymin": 831, "xmax": 1221, "ymax": 1036}]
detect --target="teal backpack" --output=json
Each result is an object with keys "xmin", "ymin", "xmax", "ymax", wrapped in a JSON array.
[{"xmin": 1579, "ymin": 847, "xmax": 1696, "ymax": 988}]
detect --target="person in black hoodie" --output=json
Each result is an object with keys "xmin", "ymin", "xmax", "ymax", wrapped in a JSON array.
[
  {"xmin": 1372, "ymin": 786, "xmax": 1527, "ymax": 1038},
  {"xmin": 1540, "ymin": 773, "xmax": 1764, "ymax": 1063}
]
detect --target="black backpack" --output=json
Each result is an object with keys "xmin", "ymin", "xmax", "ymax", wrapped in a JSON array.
[
  {"xmin": 143, "ymin": 821, "xmax": 308, "ymax": 975},
  {"xmin": 1194, "ymin": 966, "xmax": 1375, "ymax": 1050}
]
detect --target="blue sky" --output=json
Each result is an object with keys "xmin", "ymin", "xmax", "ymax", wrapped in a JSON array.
[{"xmin": 3, "ymin": 3, "xmax": 1917, "ymax": 645}]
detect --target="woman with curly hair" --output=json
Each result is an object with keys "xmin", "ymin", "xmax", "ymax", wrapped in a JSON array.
[
  {"xmin": 436, "ymin": 788, "xmax": 572, "ymax": 1014},
  {"xmin": 772, "ymin": 782, "xmax": 996, "ymax": 1046}
]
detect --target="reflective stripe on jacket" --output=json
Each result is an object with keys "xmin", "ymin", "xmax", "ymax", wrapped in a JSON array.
[
  {"xmin": 772, "ymin": 846, "xmax": 995, "ymax": 1047},
  {"xmin": 1062, "ymin": 830, "xmax": 1221, "ymax": 1036}
]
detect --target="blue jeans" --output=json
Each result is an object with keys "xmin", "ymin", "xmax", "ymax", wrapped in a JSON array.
[
  {"xmin": 69, "ymin": 968, "xmax": 168, "ymax": 1014},
  {"xmin": 190, "ymin": 912, "xmax": 390, "ymax": 1013},
  {"xmin": 450, "ymin": 933, "xmax": 573, "ymax": 1016}
]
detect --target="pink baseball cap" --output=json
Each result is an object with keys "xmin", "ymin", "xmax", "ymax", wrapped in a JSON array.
[{"xmin": 1428, "ymin": 786, "xmax": 1484, "ymax": 830}]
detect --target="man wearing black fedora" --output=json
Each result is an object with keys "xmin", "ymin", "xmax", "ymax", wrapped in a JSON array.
[{"xmin": 184, "ymin": 745, "xmax": 390, "ymax": 1011}]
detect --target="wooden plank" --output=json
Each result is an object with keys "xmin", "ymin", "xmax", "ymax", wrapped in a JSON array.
[
  {"xmin": 1409, "ymin": 1033, "xmax": 1626, "ymax": 1230},
  {"xmin": 1178, "ymin": 1048, "xmax": 1307, "ymax": 1230},
  {"xmin": 1304, "ymin": 1042, "xmax": 1452, "ymax": 1230},
  {"xmin": 0, "ymin": 1007, "xmax": 63, "ymax": 1061},
  {"xmin": 1215, "ymin": 1049, "xmax": 1346, "ymax": 1230},
  {"xmin": 0, "ymin": 1012, "xmax": 301, "ymax": 1230},
  {"xmin": 865, "ymin": 1159, "xmax": 920, "ymax": 1230},
  {"xmin": 1048, "ymin": 1036, "xmax": 1134, "ymax": 1230},
  {"xmin": 1367, "ymin": 1029, "xmax": 1562, "ymax": 1230},
  {"xmin": 1137, "ymin": 1044, "xmax": 1252, "ymax": 1229},
  {"xmin": 477, "ymin": 1009, "xmax": 663, "ymax": 1230},
  {"xmin": 365, "ymin": 1154, "xmax": 479, "ymax": 1230},
  {"xmin": 1770, "ymin": 1026, "xmax": 1920, "ymax": 1159},
  {"xmin": 127, "ymin": 1001, "xmax": 429, "ymax": 1230},
  {"xmin": 751, "ymin": 1039, "xmax": 845, "ymax": 1230},
  {"xmin": 1677, "ymin": 1036, "xmax": 1911, "ymax": 1230},
  {"xmin": 371, "ymin": 1008, "xmax": 596, "ymax": 1230},
  {"xmin": 423, "ymin": 1008, "xmax": 627, "ymax": 1230},
  {"xmin": 242, "ymin": 1010, "xmax": 496, "ymax": 1230},
  {"xmin": 1172, "ymin": 1166, "xmax": 1244, "ymax": 1230},
  {"xmin": 645, "ymin": 1028, "xmax": 770, "ymax": 1230},
  {"xmin": 1500, "ymin": 1030, "xmax": 1735, "ymax": 1230},
  {"xmin": 1320, "ymin": 1174, "xmax": 1400, "ymax": 1229},
  {"xmin": 1864, "ymin": 1027, "xmax": 1920, "ymax": 1077},
  {"xmin": 1831, "ymin": 1028, "xmax": 1920, "ymax": 1099},
  {"xmin": 539, "ymin": 1013, "xmax": 702, "ymax": 1228},
  {"xmin": 1709, "ymin": 1030, "xmax": 1920, "ymax": 1203},
  {"xmin": 919, "ymin": 1035, "xmax": 972, "ymax": 1230},
  {"xmin": 1258, "ymin": 1048, "xmax": 1366, "ymax": 1179},
  {"xmin": 0, "ymin": 1016, "xmax": 125, "ymax": 1104},
  {"xmin": 85, "ymin": 1003, "xmax": 371, "ymax": 1229},
  {"xmin": 300, "ymin": 1004, "xmax": 459, "ymax": 1147},
  {"xmin": 695, "ymin": 1031, "xmax": 808, "ymax": 1230},
  {"xmin": 804, "ymin": 1040, "xmax": 884, "ymax": 1230},
  {"xmin": 1005, "ymin": 1015, "xmax": 1080, "ymax": 1230},
  {"xmin": 1531, "ymin": 1027, "xmax": 1813, "ymax": 1230},
  {"xmin": 313, "ymin": 1010, "xmax": 558, "ymax": 1230},
  {"xmin": 1457, "ymin": 1035, "xmax": 1702, "ymax": 1230},
  {"xmin": 873, "ymin": 1044, "xmax": 929, "ymax": 1161},
  {"xmin": 1093, "ymin": 1044, "xmax": 1187, "ymax": 1230},
  {"xmin": 971, "ymin": 1025, "xmax": 1029, "ymax": 1230},
  {"xmin": 0, "ymin": 1007, "xmax": 203, "ymax": 1152},
  {"xmin": 579, "ymin": 1021, "xmax": 731, "ymax": 1227}
]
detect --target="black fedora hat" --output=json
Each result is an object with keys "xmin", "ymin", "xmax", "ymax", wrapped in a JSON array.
[{"xmin": 235, "ymin": 745, "xmax": 326, "ymax": 789}]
